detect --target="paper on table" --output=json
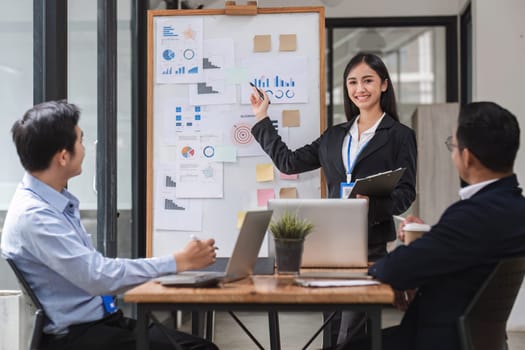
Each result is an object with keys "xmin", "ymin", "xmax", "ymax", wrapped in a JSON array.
[{"xmin": 294, "ymin": 278, "xmax": 380, "ymax": 288}]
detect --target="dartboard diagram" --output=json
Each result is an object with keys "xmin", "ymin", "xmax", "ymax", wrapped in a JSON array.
[{"xmin": 231, "ymin": 123, "xmax": 253, "ymax": 146}]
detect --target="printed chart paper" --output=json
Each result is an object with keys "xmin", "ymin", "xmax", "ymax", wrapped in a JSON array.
[{"xmin": 156, "ymin": 17, "xmax": 203, "ymax": 84}]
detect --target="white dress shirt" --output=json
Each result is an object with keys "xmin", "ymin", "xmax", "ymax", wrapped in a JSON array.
[
  {"xmin": 459, "ymin": 178, "xmax": 499, "ymax": 200},
  {"xmin": 341, "ymin": 113, "xmax": 385, "ymax": 180}
]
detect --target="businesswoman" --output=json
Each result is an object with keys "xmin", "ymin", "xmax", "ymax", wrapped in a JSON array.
[{"xmin": 250, "ymin": 52, "xmax": 417, "ymax": 344}]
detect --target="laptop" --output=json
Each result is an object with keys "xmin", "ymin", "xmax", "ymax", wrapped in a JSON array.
[
  {"xmin": 267, "ymin": 199, "xmax": 368, "ymax": 268},
  {"xmin": 155, "ymin": 210, "xmax": 273, "ymax": 287}
]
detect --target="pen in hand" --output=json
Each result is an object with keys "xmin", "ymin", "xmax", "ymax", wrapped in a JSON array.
[
  {"xmin": 190, "ymin": 234, "xmax": 219, "ymax": 250},
  {"xmin": 249, "ymin": 82, "xmax": 271, "ymax": 104}
]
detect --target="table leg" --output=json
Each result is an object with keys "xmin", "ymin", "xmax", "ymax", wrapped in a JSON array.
[
  {"xmin": 136, "ymin": 305, "xmax": 150, "ymax": 350},
  {"xmin": 192, "ymin": 311, "xmax": 205, "ymax": 337},
  {"xmin": 205, "ymin": 311, "xmax": 215, "ymax": 341},
  {"xmin": 368, "ymin": 307, "xmax": 382, "ymax": 350},
  {"xmin": 268, "ymin": 311, "xmax": 281, "ymax": 350}
]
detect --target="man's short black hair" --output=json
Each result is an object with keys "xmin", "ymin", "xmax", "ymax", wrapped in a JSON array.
[
  {"xmin": 456, "ymin": 101, "xmax": 520, "ymax": 173},
  {"xmin": 11, "ymin": 100, "xmax": 80, "ymax": 172}
]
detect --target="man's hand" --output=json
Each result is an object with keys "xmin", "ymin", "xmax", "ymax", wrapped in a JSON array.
[
  {"xmin": 355, "ymin": 194, "xmax": 369, "ymax": 201},
  {"xmin": 397, "ymin": 215, "xmax": 424, "ymax": 242},
  {"xmin": 393, "ymin": 289, "xmax": 417, "ymax": 311},
  {"xmin": 174, "ymin": 238, "xmax": 216, "ymax": 272}
]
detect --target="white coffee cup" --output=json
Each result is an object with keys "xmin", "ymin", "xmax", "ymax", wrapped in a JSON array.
[{"xmin": 403, "ymin": 222, "xmax": 431, "ymax": 244}]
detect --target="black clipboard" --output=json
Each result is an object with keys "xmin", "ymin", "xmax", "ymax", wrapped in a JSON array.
[{"xmin": 348, "ymin": 167, "xmax": 406, "ymax": 198}]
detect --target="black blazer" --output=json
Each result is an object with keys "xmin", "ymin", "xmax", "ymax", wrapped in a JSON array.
[
  {"xmin": 251, "ymin": 114, "xmax": 417, "ymax": 248},
  {"xmin": 369, "ymin": 175, "xmax": 525, "ymax": 350}
]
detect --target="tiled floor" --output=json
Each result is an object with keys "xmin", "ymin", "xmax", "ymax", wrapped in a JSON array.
[{"xmin": 182, "ymin": 308, "xmax": 525, "ymax": 349}]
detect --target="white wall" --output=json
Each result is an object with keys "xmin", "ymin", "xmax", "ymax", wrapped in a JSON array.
[
  {"xmin": 472, "ymin": 0, "xmax": 525, "ymax": 185},
  {"xmin": 471, "ymin": 0, "xmax": 525, "ymax": 331}
]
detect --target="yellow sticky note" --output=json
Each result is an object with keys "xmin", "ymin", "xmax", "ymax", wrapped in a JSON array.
[
  {"xmin": 279, "ymin": 187, "xmax": 298, "ymax": 199},
  {"xmin": 282, "ymin": 110, "xmax": 300, "ymax": 127},
  {"xmin": 237, "ymin": 211, "xmax": 247, "ymax": 229},
  {"xmin": 257, "ymin": 188, "xmax": 275, "ymax": 207},
  {"xmin": 254, "ymin": 35, "xmax": 271, "ymax": 52},
  {"xmin": 256, "ymin": 163, "xmax": 274, "ymax": 182},
  {"xmin": 279, "ymin": 34, "xmax": 297, "ymax": 51}
]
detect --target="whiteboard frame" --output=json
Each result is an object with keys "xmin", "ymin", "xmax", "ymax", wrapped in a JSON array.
[{"xmin": 146, "ymin": 7, "xmax": 326, "ymax": 257}]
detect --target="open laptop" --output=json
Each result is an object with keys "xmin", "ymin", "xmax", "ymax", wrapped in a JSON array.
[
  {"xmin": 268, "ymin": 199, "xmax": 368, "ymax": 268},
  {"xmin": 155, "ymin": 210, "xmax": 272, "ymax": 287}
]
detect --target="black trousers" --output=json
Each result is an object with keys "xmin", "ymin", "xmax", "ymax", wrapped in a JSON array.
[{"xmin": 41, "ymin": 310, "xmax": 218, "ymax": 350}]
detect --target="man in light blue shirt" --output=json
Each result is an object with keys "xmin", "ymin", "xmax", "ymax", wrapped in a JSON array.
[{"xmin": 1, "ymin": 101, "xmax": 218, "ymax": 350}]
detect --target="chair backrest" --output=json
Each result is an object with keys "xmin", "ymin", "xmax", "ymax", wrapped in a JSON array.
[
  {"xmin": 6, "ymin": 258, "xmax": 45, "ymax": 350},
  {"xmin": 458, "ymin": 256, "xmax": 525, "ymax": 350}
]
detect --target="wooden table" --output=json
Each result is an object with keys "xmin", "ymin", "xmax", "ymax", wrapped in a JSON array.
[{"xmin": 124, "ymin": 274, "xmax": 394, "ymax": 350}]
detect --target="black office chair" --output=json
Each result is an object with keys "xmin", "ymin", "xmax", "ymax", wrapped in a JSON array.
[
  {"xmin": 458, "ymin": 256, "xmax": 525, "ymax": 350},
  {"xmin": 6, "ymin": 258, "xmax": 46, "ymax": 350}
]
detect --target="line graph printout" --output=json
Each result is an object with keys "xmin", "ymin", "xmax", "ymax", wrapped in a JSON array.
[
  {"xmin": 240, "ymin": 55, "xmax": 308, "ymax": 104},
  {"xmin": 155, "ymin": 17, "xmax": 203, "ymax": 84}
]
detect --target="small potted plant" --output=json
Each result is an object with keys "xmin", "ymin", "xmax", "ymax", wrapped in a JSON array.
[{"xmin": 269, "ymin": 211, "xmax": 314, "ymax": 274}]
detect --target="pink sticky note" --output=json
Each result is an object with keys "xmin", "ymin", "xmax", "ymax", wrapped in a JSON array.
[
  {"xmin": 257, "ymin": 188, "xmax": 275, "ymax": 207},
  {"xmin": 280, "ymin": 172, "xmax": 298, "ymax": 180}
]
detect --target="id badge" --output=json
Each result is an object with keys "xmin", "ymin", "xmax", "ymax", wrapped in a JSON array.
[
  {"xmin": 340, "ymin": 181, "xmax": 354, "ymax": 199},
  {"xmin": 101, "ymin": 295, "xmax": 117, "ymax": 314}
]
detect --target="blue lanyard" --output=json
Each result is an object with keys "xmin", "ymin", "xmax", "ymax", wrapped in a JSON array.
[{"xmin": 346, "ymin": 135, "xmax": 368, "ymax": 183}]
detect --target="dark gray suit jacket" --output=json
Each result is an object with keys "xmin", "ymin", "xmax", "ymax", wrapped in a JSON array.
[{"xmin": 251, "ymin": 114, "xmax": 417, "ymax": 248}]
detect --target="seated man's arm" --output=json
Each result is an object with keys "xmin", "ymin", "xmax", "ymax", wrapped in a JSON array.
[
  {"xmin": 20, "ymin": 207, "xmax": 176, "ymax": 295},
  {"xmin": 368, "ymin": 202, "xmax": 489, "ymax": 291}
]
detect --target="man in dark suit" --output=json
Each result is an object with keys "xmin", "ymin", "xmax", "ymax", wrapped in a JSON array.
[{"xmin": 337, "ymin": 101, "xmax": 525, "ymax": 350}]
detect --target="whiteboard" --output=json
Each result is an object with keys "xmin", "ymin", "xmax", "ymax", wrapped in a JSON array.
[{"xmin": 147, "ymin": 7, "xmax": 326, "ymax": 258}]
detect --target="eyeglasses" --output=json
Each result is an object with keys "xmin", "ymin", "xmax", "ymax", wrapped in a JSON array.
[{"xmin": 445, "ymin": 136, "xmax": 458, "ymax": 152}]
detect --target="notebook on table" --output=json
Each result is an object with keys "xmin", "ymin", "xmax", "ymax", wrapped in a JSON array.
[
  {"xmin": 268, "ymin": 198, "xmax": 368, "ymax": 268},
  {"xmin": 154, "ymin": 210, "xmax": 273, "ymax": 287}
]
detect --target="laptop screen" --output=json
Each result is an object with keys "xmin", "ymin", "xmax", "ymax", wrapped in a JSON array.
[
  {"xmin": 222, "ymin": 210, "xmax": 273, "ymax": 281},
  {"xmin": 268, "ymin": 199, "xmax": 368, "ymax": 268}
]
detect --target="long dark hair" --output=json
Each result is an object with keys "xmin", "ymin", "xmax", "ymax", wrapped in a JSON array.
[{"xmin": 342, "ymin": 52, "xmax": 399, "ymax": 122}]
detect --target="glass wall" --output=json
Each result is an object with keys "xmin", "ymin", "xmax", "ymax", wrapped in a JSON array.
[
  {"xmin": 0, "ymin": 0, "xmax": 33, "ymax": 289},
  {"xmin": 0, "ymin": 1, "xmax": 32, "ymax": 207},
  {"xmin": 330, "ymin": 26, "xmax": 447, "ymax": 126},
  {"xmin": 67, "ymin": 0, "xmax": 133, "ymax": 257}
]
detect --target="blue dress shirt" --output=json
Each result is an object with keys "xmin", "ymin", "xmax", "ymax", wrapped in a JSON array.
[{"xmin": 1, "ymin": 173, "xmax": 177, "ymax": 334}]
